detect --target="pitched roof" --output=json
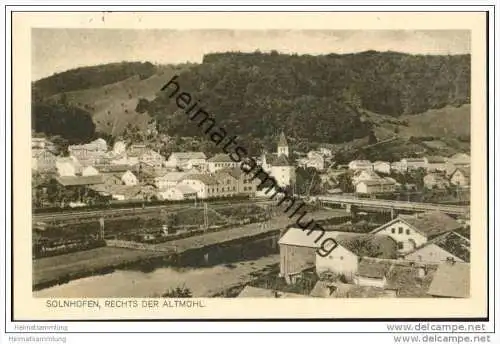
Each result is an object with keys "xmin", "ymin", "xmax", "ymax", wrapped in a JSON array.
[
  {"xmin": 427, "ymin": 156, "xmax": 447, "ymax": 163},
  {"xmin": 170, "ymin": 152, "xmax": 206, "ymax": 160},
  {"xmin": 157, "ymin": 171, "xmax": 188, "ymax": 182},
  {"xmin": 403, "ymin": 158, "xmax": 427, "ymax": 162},
  {"xmin": 237, "ymin": 286, "xmax": 305, "ymax": 298},
  {"xmin": 354, "ymin": 169, "xmax": 381, "ymax": 178},
  {"xmin": 55, "ymin": 175, "xmax": 103, "ymax": 186},
  {"xmin": 451, "ymin": 167, "xmax": 471, "ymax": 179},
  {"xmin": 278, "ymin": 227, "xmax": 341, "ymax": 248},
  {"xmin": 175, "ymin": 184, "xmax": 197, "ymax": 194},
  {"xmin": 278, "ymin": 131, "xmax": 288, "ymax": 147},
  {"xmin": 350, "ymin": 160, "xmax": 371, "ymax": 165},
  {"xmin": 398, "ymin": 211, "xmax": 462, "ymax": 238},
  {"xmin": 336, "ymin": 234, "xmax": 398, "ymax": 259},
  {"xmin": 181, "ymin": 173, "xmax": 219, "ymax": 185},
  {"xmin": 207, "ymin": 153, "xmax": 234, "ymax": 163},
  {"xmin": 450, "ymin": 153, "xmax": 470, "ymax": 162},
  {"xmin": 94, "ymin": 164, "xmax": 131, "ymax": 173},
  {"xmin": 427, "ymin": 262, "xmax": 470, "ymax": 298},
  {"xmin": 219, "ymin": 167, "xmax": 244, "ymax": 179},
  {"xmin": 417, "ymin": 231, "xmax": 470, "ymax": 262}
]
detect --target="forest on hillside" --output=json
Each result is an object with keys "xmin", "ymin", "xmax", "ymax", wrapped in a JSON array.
[
  {"xmin": 31, "ymin": 51, "xmax": 470, "ymax": 150},
  {"xmin": 143, "ymin": 51, "xmax": 470, "ymax": 145},
  {"xmin": 33, "ymin": 61, "xmax": 157, "ymax": 98}
]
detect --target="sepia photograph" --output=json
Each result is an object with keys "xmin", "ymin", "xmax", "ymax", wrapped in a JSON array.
[
  {"xmin": 30, "ymin": 28, "xmax": 472, "ymax": 300},
  {"xmin": 9, "ymin": 10, "xmax": 490, "ymax": 322}
]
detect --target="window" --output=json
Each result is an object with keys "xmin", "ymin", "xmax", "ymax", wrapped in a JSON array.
[
  {"xmin": 340, "ymin": 256, "xmax": 344, "ymax": 260},
  {"xmin": 398, "ymin": 227, "xmax": 403, "ymax": 234},
  {"xmin": 397, "ymin": 242, "xmax": 404, "ymax": 250},
  {"xmin": 406, "ymin": 229, "xmax": 410, "ymax": 235},
  {"xmin": 391, "ymin": 228, "xmax": 395, "ymax": 234}
]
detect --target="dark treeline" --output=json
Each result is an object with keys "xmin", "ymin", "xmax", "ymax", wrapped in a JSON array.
[
  {"xmin": 32, "ymin": 100, "xmax": 96, "ymax": 144},
  {"xmin": 144, "ymin": 51, "xmax": 470, "ymax": 145},
  {"xmin": 33, "ymin": 61, "xmax": 157, "ymax": 97}
]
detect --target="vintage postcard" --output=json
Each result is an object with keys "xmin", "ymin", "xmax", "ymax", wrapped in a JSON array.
[{"xmin": 11, "ymin": 11, "xmax": 489, "ymax": 320}]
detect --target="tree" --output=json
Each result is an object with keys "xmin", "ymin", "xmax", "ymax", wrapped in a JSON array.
[{"xmin": 337, "ymin": 173, "xmax": 354, "ymax": 193}]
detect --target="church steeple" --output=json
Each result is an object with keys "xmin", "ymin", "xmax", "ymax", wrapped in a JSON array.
[{"xmin": 277, "ymin": 130, "xmax": 289, "ymax": 157}]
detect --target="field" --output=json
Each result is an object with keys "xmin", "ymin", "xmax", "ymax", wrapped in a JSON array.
[{"xmin": 50, "ymin": 68, "xmax": 183, "ymax": 136}]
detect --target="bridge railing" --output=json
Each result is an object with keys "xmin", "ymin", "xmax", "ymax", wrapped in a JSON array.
[{"xmin": 315, "ymin": 196, "xmax": 468, "ymax": 213}]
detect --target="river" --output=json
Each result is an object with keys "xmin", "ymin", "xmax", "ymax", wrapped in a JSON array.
[{"xmin": 33, "ymin": 234, "xmax": 281, "ymax": 298}]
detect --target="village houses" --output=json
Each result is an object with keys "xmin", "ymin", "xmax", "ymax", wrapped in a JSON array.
[
  {"xmin": 355, "ymin": 179, "xmax": 397, "ymax": 195},
  {"xmin": 372, "ymin": 161, "xmax": 391, "ymax": 174},
  {"xmin": 219, "ymin": 167, "xmax": 258, "ymax": 196},
  {"xmin": 32, "ymin": 149, "xmax": 57, "ymax": 172},
  {"xmin": 370, "ymin": 211, "xmax": 462, "ymax": 254},
  {"xmin": 390, "ymin": 161, "xmax": 407, "ymax": 173},
  {"xmin": 278, "ymin": 227, "xmax": 397, "ymax": 284},
  {"xmin": 449, "ymin": 167, "xmax": 471, "ymax": 187},
  {"xmin": 260, "ymin": 131, "xmax": 296, "ymax": 187},
  {"xmin": 68, "ymin": 138, "xmax": 108, "ymax": 166},
  {"xmin": 206, "ymin": 153, "xmax": 240, "ymax": 173},
  {"xmin": 297, "ymin": 151, "xmax": 325, "ymax": 171},
  {"xmin": 315, "ymin": 233, "xmax": 397, "ymax": 281},
  {"xmin": 177, "ymin": 174, "xmax": 220, "ymax": 199},
  {"xmin": 157, "ymin": 184, "xmax": 198, "ymax": 201},
  {"xmin": 165, "ymin": 152, "xmax": 207, "ymax": 170},
  {"xmin": 139, "ymin": 149, "xmax": 165, "ymax": 168},
  {"xmin": 404, "ymin": 231, "xmax": 470, "ymax": 264},
  {"xmin": 426, "ymin": 156, "xmax": 448, "ymax": 172},
  {"xmin": 55, "ymin": 156, "xmax": 82, "ymax": 177},
  {"xmin": 154, "ymin": 171, "xmax": 188, "ymax": 190},
  {"xmin": 351, "ymin": 169, "xmax": 382, "ymax": 185},
  {"xmin": 348, "ymin": 160, "xmax": 373, "ymax": 171},
  {"xmin": 423, "ymin": 172, "xmax": 450, "ymax": 190},
  {"xmin": 400, "ymin": 157, "xmax": 428, "ymax": 171},
  {"xmin": 81, "ymin": 165, "xmax": 99, "ymax": 176}
]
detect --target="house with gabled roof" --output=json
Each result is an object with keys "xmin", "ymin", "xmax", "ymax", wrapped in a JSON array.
[
  {"xmin": 370, "ymin": 211, "xmax": 462, "ymax": 254},
  {"xmin": 426, "ymin": 156, "xmax": 448, "ymax": 172},
  {"xmin": 32, "ymin": 149, "xmax": 57, "ymax": 172},
  {"xmin": 348, "ymin": 160, "xmax": 373, "ymax": 171},
  {"xmin": 423, "ymin": 172, "xmax": 450, "ymax": 190},
  {"xmin": 427, "ymin": 261, "xmax": 470, "ymax": 298},
  {"xmin": 401, "ymin": 157, "xmax": 428, "ymax": 171},
  {"xmin": 165, "ymin": 152, "xmax": 207, "ymax": 170},
  {"xmin": 355, "ymin": 178, "xmax": 397, "ymax": 194},
  {"xmin": 404, "ymin": 231, "xmax": 470, "ymax": 264},
  {"xmin": 372, "ymin": 161, "xmax": 391, "ymax": 174},
  {"xmin": 316, "ymin": 233, "xmax": 398, "ymax": 280},
  {"xmin": 278, "ymin": 227, "xmax": 339, "ymax": 283},
  {"xmin": 178, "ymin": 174, "xmax": 219, "ymax": 199},
  {"xmin": 207, "ymin": 153, "xmax": 239, "ymax": 173},
  {"xmin": 449, "ymin": 167, "xmax": 471, "ymax": 187}
]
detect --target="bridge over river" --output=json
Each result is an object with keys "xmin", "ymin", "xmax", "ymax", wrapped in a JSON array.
[{"xmin": 313, "ymin": 195, "xmax": 469, "ymax": 217}]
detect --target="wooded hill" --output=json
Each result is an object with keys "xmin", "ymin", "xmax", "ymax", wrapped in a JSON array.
[{"xmin": 31, "ymin": 52, "xmax": 470, "ymax": 156}]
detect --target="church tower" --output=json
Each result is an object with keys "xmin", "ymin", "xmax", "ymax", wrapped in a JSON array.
[{"xmin": 277, "ymin": 130, "xmax": 289, "ymax": 157}]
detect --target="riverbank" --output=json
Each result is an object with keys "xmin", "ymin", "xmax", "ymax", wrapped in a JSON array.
[
  {"xmin": 34, "ymin": 254, "xmax": 280, "ymax": 298},
  {"xmin": 33, "ymin": 209, "xmax": 345, "ymax": 290}
]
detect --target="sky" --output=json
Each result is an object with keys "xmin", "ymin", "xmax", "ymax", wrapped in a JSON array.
[{"xmin": 32, "ymin": 29, "xmax": 470, "ymax": 81}]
